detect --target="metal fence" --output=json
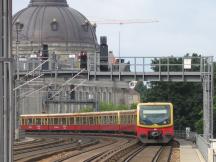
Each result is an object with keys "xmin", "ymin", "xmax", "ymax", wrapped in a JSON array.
[
  {"xmin": 174, "ymin": 130, "xmax": 197, "ymax": 142},
  {"xmin": 15, "ymin": 54, "xmax": 212, "ymax": 73},
  {"xmin": 214, "ymin": 150, "xmax": 216, "ymax": 162},
  {"xmin": 196, "ymin": 134, "xmax": 210, "ymax": 162}
]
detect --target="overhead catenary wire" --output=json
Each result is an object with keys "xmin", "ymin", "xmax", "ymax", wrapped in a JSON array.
[
  {"xmin": 13, "ymin": 74, "xmax": 44, "ymax": 91},
  {"xmin": 49, "ymin": 79, "xmax": 87, "ymax": 100},
  {"xmin": 48, "ymin": 69, "xmax": 86, "ymax": 99}
]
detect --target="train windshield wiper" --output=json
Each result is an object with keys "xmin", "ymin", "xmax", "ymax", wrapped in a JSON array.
[
  {"xmin": 155, "ymin": 118, "xmax": 169, "ymax": 125},
  {"xmin": 140, "ymin": 118, "xmax": 153, "ymax": 125}
]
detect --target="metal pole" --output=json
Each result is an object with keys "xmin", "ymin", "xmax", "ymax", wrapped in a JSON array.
[
  {"xmin": 210, "ymin": 57, "xmax": 214, "ymax": 138},
  {"xmin": 0, "ymin": 0, "xmax": 13, "ymax": 161},
  {"xmin": 16, "ymin": 41, "xmax": 19, "ymax": 80},
  {"xmin": 118, "ymin": 31, "xmax": 121, "ymax": 59},
  {"xmin": 0, "ymin": 0, "xmax": 4, "ymax": 160}
]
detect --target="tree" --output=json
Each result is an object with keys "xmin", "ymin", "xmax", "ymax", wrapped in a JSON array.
[{"xmin": 138, "ymin": 53, "xmax": 203, "ymax": 132}]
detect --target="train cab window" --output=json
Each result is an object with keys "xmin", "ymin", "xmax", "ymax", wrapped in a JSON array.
[{"xmin": 36, "ymin": 118, "xmax": 41, "ymax": 125}]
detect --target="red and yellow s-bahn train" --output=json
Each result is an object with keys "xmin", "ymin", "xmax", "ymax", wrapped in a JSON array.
[{"xmin": 20, "ymin": 102, "xmax": 174, "ymax": 143}]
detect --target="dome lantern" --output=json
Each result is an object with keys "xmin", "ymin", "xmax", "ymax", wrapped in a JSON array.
[{"xmin": 29, "ymin": 0, "xmax": 68, "ymax": 6}]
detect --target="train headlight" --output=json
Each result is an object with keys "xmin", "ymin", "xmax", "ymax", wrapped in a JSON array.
[{"xmin": 151, "ymin": 131, "xmax": 160, "ymax": 137}]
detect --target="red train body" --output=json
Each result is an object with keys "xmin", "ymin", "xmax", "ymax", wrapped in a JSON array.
[{"xmin": 20, "ymin": 103, "xmax": 174, "ymax": 143}]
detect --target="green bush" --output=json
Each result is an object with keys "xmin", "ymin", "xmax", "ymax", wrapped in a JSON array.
[
  {"xmin": 98, "ymin": 102, "xmax": 137, "ymax": 111},
  {"xmin": 80, "ymin": 107, "xmax": 94, "ymax": 112}
]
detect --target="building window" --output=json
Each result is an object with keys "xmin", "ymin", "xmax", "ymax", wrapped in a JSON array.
[
  {"xmin": 109, "ymin": 92, "xmax": 112, "ymax": 103},
  {"xmin": 51, "ymin": 18, "xmax": 59, "ymax": 31},
  {"xmin": 103, "ymin": 92, "xmax": 106, "ymax": 102}
]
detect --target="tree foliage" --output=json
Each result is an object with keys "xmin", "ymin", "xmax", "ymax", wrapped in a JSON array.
[{"xmin": 137, "ymin": 53, "xmax": 203, "ymax": 132}]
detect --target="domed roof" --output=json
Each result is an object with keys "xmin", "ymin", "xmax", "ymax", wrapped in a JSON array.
[{"xmin": 12, "ymin": 0, "xmax": 97, "ymax": 46}]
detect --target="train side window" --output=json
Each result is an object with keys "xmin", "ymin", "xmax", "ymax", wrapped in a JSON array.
[
  {"xmin": 106, "ymin": 116, "xmax": 109, "ymax": 124},
  {"xmin": 76, "ymin": 117, "xmax": 80, "ymax": 125},
  {"xmin": 104, "ymin": 116, "xmax": 109, "ymax": 124},
  {"xmin": 66, "ymin": 118, "xmax": 68, "ymax": 125},
  {"xmin": 120, "ymin": 115, "xmax": 123, "ymax": 124},
  {"xmin": 120, "ymin": 115, "xmax": 124, "ymax": 124},
  {"xmin": 93, "ymin": 116, "xmax": 96, "ymax": 125},
  {"xmin": 113, "ymin": 116, "xmax": 116, "ymax": 124},
  {"xmin": 128, "ymin": 115, "xmax": 131, "ymax": 124},
  {"xmin": 36, "ymin": 118, "xmax": 41, "ymax": 125},
  {"xmin": 41, "ymin": 118, "xmax": 44, "ymax": 125},
  {"xmin": 126, "ymin": 115, "xmax": 129, "ymax": 124},
  {"xmin": 124, "ymin": 115, "xmax": 126, "ymax": 124},
  {"xmin": 83, "ymin": 117, "xmax": 87, "ymax": 125},
  {"xmin": 90, "ymin": 116, "xmax": 94, "ymax": 125},
  {"xmin": 42, "ymin": 118, "xmax": 45, "ymax": 125},
  {"xmin": 97, "ymin": 116, "xmax": 100, "ymax": 125},
  {"xmin": 108, "ymin": 116, "xmax": 112, "ymax": 124},
  {"xmin": 98, "ymin": 116, "xmax": 101, "ymax": 124},
  {"xmin": 101, "ymin": 116, "xmax": 104, "ymax": 124},
  {"xmin": 54, "ymin": 118, "xmax": 58, "ymax": 124},
  {"xmin": 85, "ymin": 116, "xmax": 88, "ymax": 125},
  {"xmin": 94, "ymin": 116, "xmax": 97, "ymax": 125},
  {"xmin": 104, "ymin": 116, "xmax": 107, "ymax": 124},
  {"xmin": 45, "ymin": 118, "xmax": 48, "ymax": 125},
  {"xmin": 88, "ymin": 116, "xmax": 91, "ymax": 125},
  {"xmin": 78, "ymin": 117, "xmax": 82, "ymax": 125},
  {"xmin": 113, "ymin": 115, "xmax": 116, "ymax": 124},
  {"xmin": 134, "ymin": 115, "xmax": 137, "ymax": 124},
  {"xmin": 61, "ymin": 118, "xmax": 66, "ymax": 125},
  {"xmin": 33, "ymin": 118, "xmax": 37, "ymax": 125},
  {"xmin": 70, "ymin": 117, "xmax": 74, "ymax": 125},
  {"xmin": 27, "ymin": 119, "xmax": 32, "ymax": 125},
  {"xmin": 48, "ymin": 118, "xmax": 52, "ymax": 125},
  {"xmin": 23, "ymin": 118, "xmax": 26, "ymax": 125},
  {"xmin": 66, "ymin": 117, "xmax": 70, "ymax": 125}
]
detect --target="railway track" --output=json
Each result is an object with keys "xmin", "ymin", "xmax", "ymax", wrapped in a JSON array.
[
  {"xmin": 14, "ymin": 138, "xmax": 60, "ymax": 151},
  {"xmin": 153, "ymin": 146, "xmax": 172, "ymax": 162},
  {"xmin": 123, "ymin": 145, "xmax": 172, "ymax": 162},
  {"xmin": 14, "ymin": 133, "xmax": 174, "ymax": 162},
  {"xmin": 14, "ymin": 138, "xmax": 40, "ymax": 146},
  {"xmin": 14, "ymin": 136, "xmax": 98, "ymax": 162},
  {"xmin": 82, "ymin": 138, "xmax": 138, "ymax": 162}
]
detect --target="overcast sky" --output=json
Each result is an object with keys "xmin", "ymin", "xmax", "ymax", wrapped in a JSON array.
[{"xmin": 13, "ymin": 0, "xmax": 216, "ymax": 57}]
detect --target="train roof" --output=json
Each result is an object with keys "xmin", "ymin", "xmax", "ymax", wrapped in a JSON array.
[
  {"xmin": 20, "ymin": 110, "xmax": 136, "ymax": 117},
  {"xmin": 137, "ymin": 102, "xmax": 173, "ymax": 106}
]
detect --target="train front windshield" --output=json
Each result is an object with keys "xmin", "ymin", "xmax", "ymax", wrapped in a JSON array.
[{"xmin": 139, "ymin": 105, "xmax": 171, "ymax": 125}]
